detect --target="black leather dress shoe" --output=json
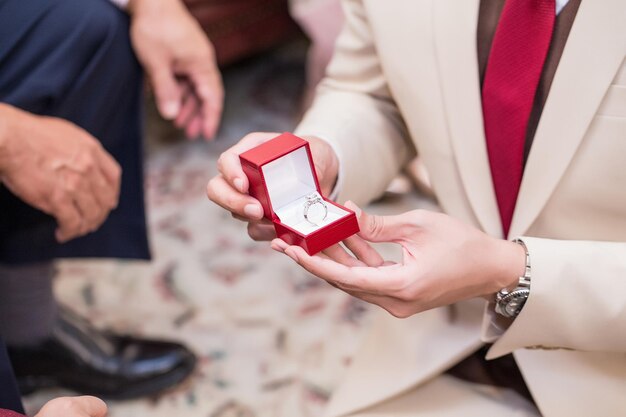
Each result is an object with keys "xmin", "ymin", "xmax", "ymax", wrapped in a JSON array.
[{"xmin": 7, "ymin": 308, "xmax": 196, "ymax": 400}]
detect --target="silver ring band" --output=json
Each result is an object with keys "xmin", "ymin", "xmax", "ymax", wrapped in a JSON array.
[{"xmin": 303, "ymin": 193, "xmax": 328, "ymax": 226}]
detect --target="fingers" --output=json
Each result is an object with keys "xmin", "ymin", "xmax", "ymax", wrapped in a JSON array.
[
  {"xmin": 149, "ymin": 66, "xmax": 182, "ymax": 120},
  {"xmin": 52, "ymin": 176, "xmax": 107, "ymax": 243},
  {"xmin": 343, "ymin": 235, "xmax": 386, "ymax": 267},
  {"xmin": 53, "ymin": 158, "xmax": 116, "ymax": 243},
  {"xmin": 174, "ymin": 82, "xmax": 207, "ymax": 140},
  {"xmin": 271, "ymin": 240, "xmax": 408, "ymax": 316},
  {"xmin": 247, "ymin": 222, "xmax": 276, "ymax": 241},
  {"xmin": 345, "ymin": 201, "xmax": 414, "ymax": 243},
  {"xmin": 174, "ymin": 83, "xmax": 198, "ymax": 130},
  {"xmin": 94, "ymin": 145, "xmax": 122, "ymax": 191},
  {"xmin": 92, "ymin": 148, "xmax": 121, "ymax": 210},
  {"xmin": 231, "ymin": 207, "xmax": 275, "ymax": 241},
  {"xmin": 216, "ymin": 151, "xmax": 249, "ymax": 194},
  {"xmin": 322, "ymin": 244, "xmax": 367, "ymax": 267},
  {"xmin": 272, "ymin": 239, "xmax": 364, "ymax": 268},
  {"xmin": 52, "ymin": 197, "xmax": 83, "ymax": 243},
  {"xmin": 76, "ymin": 396, "xmax": 108, "ymax": 417},
  {"xmin": 339, "ymin": 288, "xmax": 400, "ymax": 314},
  {"xmin": 315, "ymin": 267, "xmax": 408, "ymax": 317},
  {"xmin": 188, "ymin": 62, "xmax": 224, "ymax": 140},
  {"xmin": 72, "ymin": 182, "xmax": 107, "ymax": 234},
  {"xmin": 185, "ymin": 113, "xmax": 203, "ymax": 139},
  {"xmin": 216, "ymin": 132, "xmax": 280, "ymax": 194},
  {"xmin": 205, "ymin": 133, "xmax": 285, "ymax": 243},
  {"xmin": 208, "ymin": 133, "xmax": 284, "ymax": 223},
  {"xmin": 78, "ymin": 145, "xmax": 119, "ymax": 230},
  {"xmin": 93, "ymin": 168, "xmax": 120, "ymax": 211},
  {"xmin": 239, "ymin": 216, "xmax": 272, "ymax": 227},
  {"xmin": 274, "ymin": 241, "xmax": 398, "ymax": 294},
  {"xmin": 36, "ymin": 396, "xmax": 108, "ymax": 417},
  {"xmin": 206, "ymin": 175, "xmax": 264, "ymax": 220}
]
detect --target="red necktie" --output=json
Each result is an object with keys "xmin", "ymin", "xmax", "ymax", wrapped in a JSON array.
[{"xmin": 482, "ymin": 0, "xmax": 556, "ymax": 236}]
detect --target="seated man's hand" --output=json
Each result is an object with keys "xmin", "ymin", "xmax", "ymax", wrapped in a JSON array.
[
  {"xmin": 35, "ymin": 396, "xmax": 107, "ymax": 417},
  {"xmin": 207, "ymin": 133, "xmax": 339, "ymax": 241},
  {"xmin": 271, "ymin": 204, "xmax": 526, "ymax": 318},
  {"xmin": 129, "ymin": 0, "xmax": 223, "ymax": 140},
  {"xmin": 0, "ymin": 104, "xmax": 121, "ymax": 243}
]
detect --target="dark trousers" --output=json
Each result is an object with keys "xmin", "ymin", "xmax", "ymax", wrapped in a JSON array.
[
  {"xmin": 0, "ymin": 339, "xmax": 22, "ymax": 414},
  {"xmin": 0, "ymin": 0, "xmax": 150, "ymax": 264}
]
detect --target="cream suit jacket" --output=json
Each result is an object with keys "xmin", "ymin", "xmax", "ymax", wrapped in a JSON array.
[{"xmin": 295, "ymin": 0, "xmax": 626, "ymax": 416}]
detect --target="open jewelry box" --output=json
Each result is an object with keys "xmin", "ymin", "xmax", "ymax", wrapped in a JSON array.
[{"xmin": 240, "ymin": 133, "xmax": 360, "ymax": 255}]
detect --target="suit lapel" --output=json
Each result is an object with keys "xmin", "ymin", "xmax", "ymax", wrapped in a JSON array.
[
  {"xmin": 433, "ymin": 0, "xmax": 503, "ymax": 238},
  {"xmin": 324, "ymin": 301, "xmax": 484, "ymax": 417},
  {"xmin": 514, "ymin": 350, "xmax": 626, "ymax": 417},
  {"xmin": 508, "ymin": 0, "xmax": 626, "ymax": 238}
]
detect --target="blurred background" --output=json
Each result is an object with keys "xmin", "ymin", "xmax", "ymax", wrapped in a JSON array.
[{"xmin": 23, "ymin": 1, "xmax": 436, "ymax": 416}]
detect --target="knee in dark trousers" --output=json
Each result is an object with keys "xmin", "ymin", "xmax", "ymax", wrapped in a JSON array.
[
  {"xmin": 0, "ymin": 0, "xmax": 150, "ymax": 264},
  {"xmin": 1, "ymin": 0, "xmax": 136, "ymax": 113}
]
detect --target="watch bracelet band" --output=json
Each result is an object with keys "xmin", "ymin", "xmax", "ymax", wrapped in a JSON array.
[{"xmin": 494, "ymin": 238, "xmax": 531, "ymax": 318}]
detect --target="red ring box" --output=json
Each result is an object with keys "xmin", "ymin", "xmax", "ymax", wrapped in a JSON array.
[{"xmin": 240, "ymin": 133, "xmax": 360, "ymax": 255}]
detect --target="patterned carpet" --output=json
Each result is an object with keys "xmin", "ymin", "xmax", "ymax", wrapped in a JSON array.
[{"xmin": 23, "ymin": 42, "xmax": 437, "ymax": 417}]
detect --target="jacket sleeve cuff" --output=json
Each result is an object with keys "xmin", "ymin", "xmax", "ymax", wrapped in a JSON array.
[{"xmin": 483, "ymin": 236, "xmax": 626, "ymax": 359}]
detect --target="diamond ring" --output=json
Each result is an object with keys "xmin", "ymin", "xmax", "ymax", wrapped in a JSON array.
[{"xmin": 303, "ymin": 193, "xmax": 328, "ymax": 226}]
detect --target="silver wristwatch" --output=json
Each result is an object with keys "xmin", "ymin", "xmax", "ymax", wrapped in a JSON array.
[{"xmin": 495, "ymin": 238, "xmax": 531, "ymax": 318}]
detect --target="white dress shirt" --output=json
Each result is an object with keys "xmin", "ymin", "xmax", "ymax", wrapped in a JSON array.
[{"xmin": 556, "ymin": 0, "xmax": 570, "ymax": 15}]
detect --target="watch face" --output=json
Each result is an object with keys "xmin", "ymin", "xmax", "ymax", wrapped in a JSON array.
[
  {"xmin": 505, "ymin": 298, "xmax": 524, "ymax": 317},
  {"xmin": 503, "ymin": 289, "xmax": 530, "ymax": 317}
]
